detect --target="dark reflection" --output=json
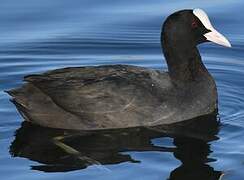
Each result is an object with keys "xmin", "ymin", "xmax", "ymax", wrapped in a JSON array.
[
  {"xmin": 168, "ymin": 138, "xmax": 222, "ymax": 180},
  {"xmin": 10, "ymin": 114, "xmax": 222, "ymax": 179}
]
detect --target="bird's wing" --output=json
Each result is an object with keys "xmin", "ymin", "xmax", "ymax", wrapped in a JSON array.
[{"xmin": 24, "ymin": 65, "xmax": 164, "ymax": 115}]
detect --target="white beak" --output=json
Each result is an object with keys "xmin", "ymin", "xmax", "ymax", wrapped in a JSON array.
[
  {"xmin": 204, "ymin": 28, "xmax": 231, "ymax": 47},
  {"xmin": 193, "ymin": 8, "xmax": 231, "ymax": 48}
]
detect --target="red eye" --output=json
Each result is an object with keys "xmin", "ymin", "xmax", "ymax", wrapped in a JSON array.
[{"xmin": 191, "ymin": 20, "xmax": 198, "ymax": 28}]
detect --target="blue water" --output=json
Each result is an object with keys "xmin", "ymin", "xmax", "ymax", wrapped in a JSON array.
[{"xmin": 1, "ymin": 0, "xmax": 244, "ymax": 179}]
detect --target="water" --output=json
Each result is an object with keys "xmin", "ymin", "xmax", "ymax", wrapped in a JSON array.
[{"xmin": 0, "ymin": 0, "xmax": 244, "ymax": 179}]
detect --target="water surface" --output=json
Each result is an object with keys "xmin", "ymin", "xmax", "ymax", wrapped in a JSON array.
[{"xmin": 0, "ymin": 0, "xmax": 244, "ymax": 179}]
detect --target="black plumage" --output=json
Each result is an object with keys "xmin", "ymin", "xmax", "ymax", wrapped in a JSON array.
[{"xmin": 7, "ymin": 9, "xmax": 226, "ymax": 130}]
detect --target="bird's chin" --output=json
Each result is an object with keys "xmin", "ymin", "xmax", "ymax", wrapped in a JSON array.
[{"xmin": 196, "ymin": 36, "xmax": 209, "ymax": 45}]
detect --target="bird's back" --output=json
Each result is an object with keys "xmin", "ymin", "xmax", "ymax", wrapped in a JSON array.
[{"xmin": 8, "ymin": 65, "xmax": 179, "ymax": 130}]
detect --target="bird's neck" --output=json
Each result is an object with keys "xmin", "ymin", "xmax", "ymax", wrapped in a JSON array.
[{"xmin": 162, "ymin": 39, "xmax": 210, "ymax": 85}]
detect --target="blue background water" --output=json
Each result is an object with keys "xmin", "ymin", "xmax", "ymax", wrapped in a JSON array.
[{"xmin": 0, "ymin": 0, "xmax": 244, "ymax": 179}]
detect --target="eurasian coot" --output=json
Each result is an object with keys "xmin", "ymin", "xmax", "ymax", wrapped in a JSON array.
[{"xmin": 7, "ymin": 9, "xmax": 231, "ymax": 130}]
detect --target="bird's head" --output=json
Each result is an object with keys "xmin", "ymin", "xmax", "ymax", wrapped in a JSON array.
[{"xmin": 162, "ymin": 8, "xmax": 231, "ymax": 48}]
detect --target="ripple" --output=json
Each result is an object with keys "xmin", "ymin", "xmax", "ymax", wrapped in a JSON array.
[
  {"xmin": 203, "ymin": 48, "xmax": 244, "ymax": 127},
  {"xmin": 0, "ymin": 0, "xmax": 244, "ymax": 179}
]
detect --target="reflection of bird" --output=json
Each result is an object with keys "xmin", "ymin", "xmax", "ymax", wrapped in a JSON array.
[
  {"xmin": 10, "ymin": 115, "xmax": 220, "ymax": 178},
  {"xmin": 10, "ymin": 122, "xmax": 171, "ymax": 172},
  {"xmin": 7, "ymin": 9, "xmax": 231, "ymax": 130},
  {"xmin": 168, "ymin": 138, "xmax": 223, "ymax": 180}
]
